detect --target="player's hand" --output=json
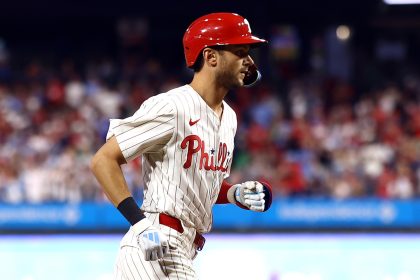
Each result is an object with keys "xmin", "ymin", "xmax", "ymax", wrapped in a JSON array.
[
  {"xmin": 132, "ymin": 218, "xmax": 169, "ymax": 261},
  {"xmin": 233, "ymin": 181, "xmax": 266, "ymax": 212}
]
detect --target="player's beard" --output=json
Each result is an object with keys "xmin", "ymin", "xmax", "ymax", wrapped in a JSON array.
[{"xmin": 215, "ymin": 66, "xmax": 243, "ymax": 90}]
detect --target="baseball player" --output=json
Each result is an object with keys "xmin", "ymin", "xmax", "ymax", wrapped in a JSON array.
[{"xmin": 91, "ymin": 12, "xmax": 273, "ymax": 280}]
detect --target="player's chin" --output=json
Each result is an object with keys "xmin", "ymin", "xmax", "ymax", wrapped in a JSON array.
[
  {"xmin": 225, "ymin": 73, "xmax": 244, "ymax": 89},
  {"xmin": 230, "ymin": 79, "xmax": 243, "ymax": 89},
  {"xmin": 236, "ymin": 74, "xmax": 245, "ymax": 87}
]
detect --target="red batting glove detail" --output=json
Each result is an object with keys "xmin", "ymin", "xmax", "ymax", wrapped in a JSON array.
[
  {"xmin": 216, "ymin": 180, "xmax": 272, "ymax": 211},
  {"xmin": 215, "ymin": 181, "xmax": 249, "ymax": 209}
]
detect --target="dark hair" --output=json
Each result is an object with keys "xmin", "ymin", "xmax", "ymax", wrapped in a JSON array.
[{"xmin": 191, "ymin": 54, "xmax": 204, "ymax": 72}]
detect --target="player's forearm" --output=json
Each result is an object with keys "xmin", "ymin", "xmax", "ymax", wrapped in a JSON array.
[
  {"xmin": 91, "ymin": 154, "xmax": 146, "ymax": 225},
  {"xmin": 91, "ymin": 136, "xmax": 146, "ymax": 226},
  {"xmin": 90, "ymin": 151, "xmax": 131, "ymax": 207}
]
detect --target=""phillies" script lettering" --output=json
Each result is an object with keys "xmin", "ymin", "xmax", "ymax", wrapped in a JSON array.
[{"xmin": 181, "ymin": 135, "xmax": 230, "ymax": 172}]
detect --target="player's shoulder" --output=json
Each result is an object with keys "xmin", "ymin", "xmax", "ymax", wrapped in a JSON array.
[
  {"xmin": 163, "ymin": 84, "xmax": 193, "ymax": 100},
  {"xmin": 141, "ymin": 85, "xmax": 189, "ymax": 106},
  {"xmin": 133, "ymin": 85, "xmax": 195, "ymax": 118},
  {"xmin": 148, "ymin": 85, "xmax": 189, "ymax": 104}
]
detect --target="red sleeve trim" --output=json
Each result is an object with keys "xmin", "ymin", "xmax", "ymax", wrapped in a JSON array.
[{"xmin": 215, "ymin": 181, "xmax": 232, "ymax": 204}]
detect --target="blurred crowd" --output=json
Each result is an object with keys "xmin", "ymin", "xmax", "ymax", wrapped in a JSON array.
[
  {"xmin": 230, "ymin": 75, "xmax": 420, "ymax": 200},
  {"xmin": 0, "ymin": 54, "xmax": 420, "ymax": 204}
]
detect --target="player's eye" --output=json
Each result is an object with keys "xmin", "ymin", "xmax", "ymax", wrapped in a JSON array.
[{"xmin": 235, "ymin": 50, "xmax": 249, "ymax": 58}]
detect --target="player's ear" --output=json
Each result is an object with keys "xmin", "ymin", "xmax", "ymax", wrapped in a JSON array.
[{"xmin": 202, "ymin": 48, "xmax": 218, "ymax": 67}]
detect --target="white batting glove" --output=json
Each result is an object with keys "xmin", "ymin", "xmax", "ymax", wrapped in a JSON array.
[
  {"xmin": 233, "ymin": 181, "xmax": 266, "ymax": 212},
  {"xmin": 132, "ymin": 218, "xmax": 169, "ymax": 261}
]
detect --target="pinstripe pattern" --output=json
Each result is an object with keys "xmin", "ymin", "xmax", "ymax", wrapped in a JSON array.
[
  {"xmin": 115, "ymin": 214, "xmax": 198, "ymax": 280},
  {"xmin": 108, "ymin": 85, "xmax": 237, "ymax": 279},
  {"xmin": 107, "ymin": 85, "xmax": 237, "ymax": 233}
]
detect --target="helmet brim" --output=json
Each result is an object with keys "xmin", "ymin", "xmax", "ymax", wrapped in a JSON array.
[{"xmin": 213, "ymin": 35, "xmax": 267, "ymax": 47}]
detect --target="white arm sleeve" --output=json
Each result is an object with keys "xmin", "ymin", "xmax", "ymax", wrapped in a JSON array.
[{"xmin": 106, "ymin": 96, "xmax": 175, "ymax": 161}]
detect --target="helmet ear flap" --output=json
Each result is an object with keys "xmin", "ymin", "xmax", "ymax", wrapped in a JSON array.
[{"xmin": 243, "ymin": 64, "xmax": 262, "ymax": 87}]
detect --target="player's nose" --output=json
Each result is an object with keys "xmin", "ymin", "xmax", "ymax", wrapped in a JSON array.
[{"xmin": 244, "ymin": 55, "xmax": 254, "ymax": 66}]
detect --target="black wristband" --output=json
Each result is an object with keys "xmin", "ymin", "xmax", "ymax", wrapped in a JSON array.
[{"xmin": 117, "ymin": 197, "xmax": 145, "ymax": 226}]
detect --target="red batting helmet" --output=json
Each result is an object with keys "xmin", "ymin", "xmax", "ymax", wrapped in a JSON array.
[{"xmin": 183, "ymin": 12, "xmax": 267, "ymax": 68}]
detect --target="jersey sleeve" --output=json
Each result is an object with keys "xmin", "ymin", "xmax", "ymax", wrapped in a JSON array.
[{"xmin": 106, "ymin": 95, "xmax": 175, "ymax": 161}]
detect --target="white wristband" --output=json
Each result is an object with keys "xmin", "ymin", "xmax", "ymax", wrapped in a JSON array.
[{"xmin": 227, "ymin": 184, "xmax": 241, "ymax": 204}]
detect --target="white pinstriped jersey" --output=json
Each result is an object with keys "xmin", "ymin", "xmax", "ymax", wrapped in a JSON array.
[{"xmin": 107, "ymin": 85, "xmax": 237, "ymax": 233}]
